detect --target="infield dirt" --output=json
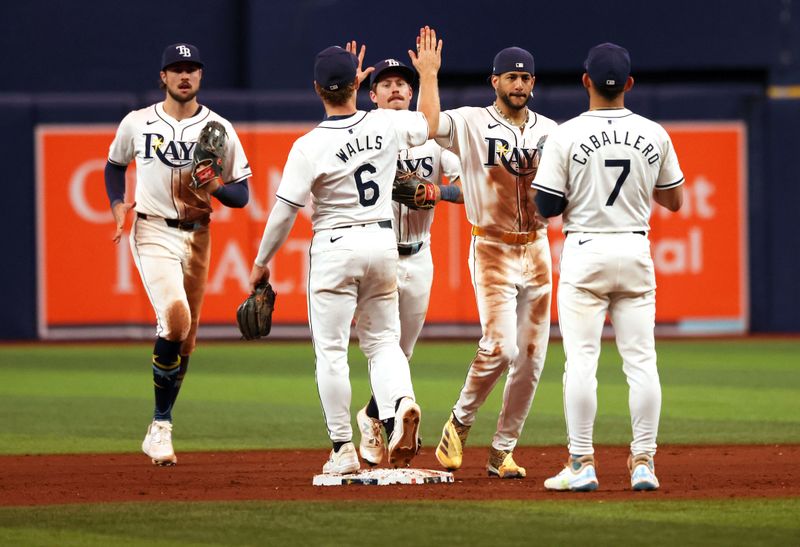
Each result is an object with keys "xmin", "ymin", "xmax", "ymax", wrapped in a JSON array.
[{"xmin": 2, "ymin": 445, "xmax": 797, "ymax": 506}]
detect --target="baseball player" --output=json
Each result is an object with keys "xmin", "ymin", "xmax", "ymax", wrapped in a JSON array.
[
  {"xmin": 105, "ymin": 43, "xmax": 252, "ymax": 466},
  {"xmin": 248, "ymin": 28, "xmax": 443, "ymax": 474},
  {"xmin": 356, "ymin": 58, "xmax": 463, "ymax": 466},
  {"xmin": 533, "ymin": 43, "xmax": 684, "ymax": 491},
  {"xmin": 431, "ymin": 47, "xmax": 557, "ymax": 478}
]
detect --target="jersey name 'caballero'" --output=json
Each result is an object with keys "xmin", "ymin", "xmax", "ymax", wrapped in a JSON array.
[{"xmin": 533, "ymin": 108, "xmax": 684, "ymax": 233}]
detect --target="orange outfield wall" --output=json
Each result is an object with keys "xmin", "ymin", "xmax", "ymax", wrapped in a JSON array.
[{"xmin": 36, "ymin": 122, "xmax": 747, "ymax": 337}]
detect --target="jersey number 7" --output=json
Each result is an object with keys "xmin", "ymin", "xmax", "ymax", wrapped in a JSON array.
[{"xmin": 604, "ymin": 159, "xmax": 631, "ymax": 206}]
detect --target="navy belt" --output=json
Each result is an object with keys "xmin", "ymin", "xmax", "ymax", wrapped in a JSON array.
[
  {"xmin": 398, "ymin": 242, "xmax": 424, "ymax": 256},
  {"xmin": 137, "ymin": 212, "xmax": 208, "ymax": 232},
  {"xmin": 334, "ymin": 220, "xmax": 392, "ymax": 230}
]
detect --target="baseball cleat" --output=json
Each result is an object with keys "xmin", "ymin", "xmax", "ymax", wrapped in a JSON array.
[
  {"xmin": 487, "ymin": 447, "xmax": 526, "ymax": 479},
  {"xmin": 142, "ymin": 420, "xmax": 177, "ymax": 466},
  {"xmin": 544, "ymin": 454, "xmax": 598, "ymax": 492},
  {"xmin": 435, "ymin": 412, "xmax": 470, "ymax": 471},
  {"xmin": 322, "ymin": 442, "xmax": 360, "ymax": 475},
  {"xmin": 387, "ymin": 397, "xmax": 421, "ymax": 468},
  {"xmin": 356, "ymin": 405, "xmax": 385, "ymax": 466},
  {"xmin": 629, "ymin": 453, "xmax": 660, "ymax": 491}
]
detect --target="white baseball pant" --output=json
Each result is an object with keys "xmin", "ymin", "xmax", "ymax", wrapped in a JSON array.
[
  {"xmin": 397, "ymin": 244, "xmax": 434, "ymax": 360},
  {"xmin": 310, "ymin": 222, "xmax": 415, "ymax": 443},
  {"xmin": 558, "ymin": 232, "xmax": 661, "ymax": 457},
  {"xmin": 129, "ymin": 215, "xmax": 210, "ymax": 355},
  {"xmin": 453, "ymin": 232, "xmax": 552, "ymax": 451}
]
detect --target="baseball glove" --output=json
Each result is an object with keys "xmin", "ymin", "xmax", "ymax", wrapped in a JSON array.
[
  {"xmin": 191, "ymin": 121, "xmax": 227, "ymax": 189},
  {"xmin": 392, "ymin": 170, "xmax": 437, "ymax": 210},
  {"xmin": 236, "ymin": 282, "xmax": 277, "ymax": 340}
]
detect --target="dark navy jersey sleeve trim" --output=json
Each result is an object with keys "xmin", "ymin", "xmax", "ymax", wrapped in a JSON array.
[
  {"xmin": 276, "ymin": 194, "xmax": 304, "ymax": 208},
  {"xmin": 535, "ymin": 189, "xmax": 568, "ymax": 218},
  {"xmin": 211, "ymin": 178, "xmax": 249, "ymax": 208},
  {"xmin": 104, "ymin": 160, "xmax": 127, "ymax": 206},
  {"xmin": 655, "ymin": 177, "xmax": 685, "ymax": 189},
  {"xmin": 531, "ymin": 182, "xmax": 565, "ymax": 197}
]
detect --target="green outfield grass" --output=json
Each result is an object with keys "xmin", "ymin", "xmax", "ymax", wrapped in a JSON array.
[
  {"xmin": 1, "ymin": 499, "xmax": 798, "ymax": 546},
  {"xmin": 0, "ymin": 339, "xmax": 798, "ymax": 454},
  {"xmin": 0, "ymin": 339, "xmax": 798, "ymax": 545}
]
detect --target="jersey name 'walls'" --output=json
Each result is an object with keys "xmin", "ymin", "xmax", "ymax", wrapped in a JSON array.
[
  {"xmin": 335, "ymin": 135, "xmax": 383, "ymax": 163},
  {"xmin": 571, "ymin": 130, "xmax": 660, "ymax": 165},
  {"xmin": 143, "ymin": 133, "xmax": 196, "ymax": 168},
  {"xmin": 483, "ymin": 137, "xmax": 538, "ymax": 177}
]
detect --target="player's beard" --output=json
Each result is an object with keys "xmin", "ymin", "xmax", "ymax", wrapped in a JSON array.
[
  {"xmin": 497, "ymin": 90, "xmax": 529, "ymax": 112},
  {"xmin": 167, "ymin": 86, "xmax": 199, "ymax": 104}
]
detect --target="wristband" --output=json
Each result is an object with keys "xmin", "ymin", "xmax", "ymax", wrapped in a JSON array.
[{"xmin": 439, "ymin": 183, "xmax": 461, "ymax": 203}]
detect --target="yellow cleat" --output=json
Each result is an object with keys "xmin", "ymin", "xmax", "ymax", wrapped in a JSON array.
[
  {"xmin": 487, "ymin": 447, "xmax": 526, "ymax": 479},
  {"xmin": 435, "ymin": 413, "xmax": 470, "ymax": 471}
]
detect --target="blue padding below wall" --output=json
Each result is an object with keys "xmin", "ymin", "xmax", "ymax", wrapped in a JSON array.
[{"xmin": 0, "ymin": 96, "xmax": 37, "ymax": 338}]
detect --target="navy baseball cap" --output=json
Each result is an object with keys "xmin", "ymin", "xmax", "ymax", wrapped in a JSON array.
[
  {"xmin": 492, "ymin": 47, "xmax": 535, "ymax": 75},
  {"xmin": 585, "ymin": 43, "xmax": 631, "ymax": 88},
  {"xmin": 161, "ymin": 43, "xmax": 203, "ymax": 70},
  {"xmin": 314, "ymin": 46, "xmax": 358, "ymax": 91},
  {"xmin": 370, "ymin": 59, "xmax": 416, "ymax": 87}
]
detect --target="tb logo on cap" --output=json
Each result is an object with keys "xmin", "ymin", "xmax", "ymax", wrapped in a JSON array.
[
  {"xmin": 385, "ymin": 59, "xmax": 400, "ymax": 67},
  {"xmin": 176, "ymin": 45, "xmax": 192, "ymax": 58},
  {"xmin": 516, "ymin": 62, "xmax": 523, "ymax": 68}
]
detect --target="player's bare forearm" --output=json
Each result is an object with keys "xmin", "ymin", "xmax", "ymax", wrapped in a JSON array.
[
  {"xmin": 248, "ymin": 264, "xmax": 270, "ymax": 293},
  {"xmin": 111, "ymin": 200, "xmax": 135, "ymax": 244},
  {"xmin": 409, "ymin": 26, "xmax": 442, "ymax": 138},
  {"xmin": 653, "ymin": 185, "xmax": 683, "ymax": 212}
]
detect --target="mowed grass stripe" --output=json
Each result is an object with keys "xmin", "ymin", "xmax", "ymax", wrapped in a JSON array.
[
  {"xmin": 0, "ymin": 499, "xmax": 798, "ymax": 546},
  {"xmin": 0, "ymin": 339, "xmax": 797, "ymax": 453}
]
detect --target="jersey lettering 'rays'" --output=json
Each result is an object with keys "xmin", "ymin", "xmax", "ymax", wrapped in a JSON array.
[
  {"xmin": 143, "ymin": 133, "xmax": 196, "ymax": 168},
  {"xmin": 483, "ymin": 136, "xmax": 538, "ymax": 177}
]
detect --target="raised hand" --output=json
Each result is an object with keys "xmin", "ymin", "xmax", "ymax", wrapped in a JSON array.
[
  {"xmin": 345, "ymin": 40, "xmax": 374, "ymax": 88},
  {"xmin": 408, "ymin": 26, "xmax": 442, "ymax": 77}
]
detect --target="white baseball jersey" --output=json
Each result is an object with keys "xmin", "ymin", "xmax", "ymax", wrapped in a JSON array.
[
  {"xmin": 439, "ymin": 106, "xmax": 558, "ymax": 232},
  {"xmin": 434, "ymin": 105, "xmax": 556, "ymax": 452},
  {"xmin": 533, "ymin": 108, "xmax": 684, "ymax": 232},
  {"xmin": 393, "ymin": 141, "xmax": 461, "ymax": 244},
  {"xmin": 276, "ymin": 109, "xmax": 428, "ymax": 231},
  {"xmin": 535, "ymin": 107, "xmax": 685, "ymax": 461},
  {"xmin": 108, "ymin": 102, "xmax": 251, "ymax": 222}
]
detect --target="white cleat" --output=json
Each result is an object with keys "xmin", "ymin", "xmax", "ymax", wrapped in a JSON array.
[
  {"xmin": 387, "ymin": 397, "xmax": 421, "ymax": 468},
  {"xmin": 142, "ymin": 420, "xmax": 177, "ymax": 466},
  {"xmin": 544, "ymin": 454, "xmax": 598, "ymax": 492},
  {"xmin": 322, "ymin": 441, "xmax": 360, "ymax": 475},
  {"xmin": 629, "ymin": 453, "xmax": 660, "ymax": 491},
  {"xmin": 357, "ymin": 406, "xmax": 384, "ymax": 466}
]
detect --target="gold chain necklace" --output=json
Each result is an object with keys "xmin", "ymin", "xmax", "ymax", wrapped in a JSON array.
[{"xmin": 493, "ymin": 102, "xmax": 529, "ymax": 129}]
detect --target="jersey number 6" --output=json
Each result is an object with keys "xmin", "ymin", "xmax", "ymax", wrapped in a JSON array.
[
  {"xmin": 355, "ymin": 163, "xmax": 379, "ymax": 207},
  {"xmin": 604, "ymin": 159, "xmax": 631, "ymax": 206}
]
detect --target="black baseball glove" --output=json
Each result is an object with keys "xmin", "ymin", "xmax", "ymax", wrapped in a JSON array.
[
  {"xmin": 191, "ymin": 121, "xmax": 227, "ymax": 189},
  {"xmin": 392, "ymin": 170, "xmax": 437, "ymax": 210},
  {"xmin": 236, "ymin": 282, "xmax": 277, "ymax": 340}
]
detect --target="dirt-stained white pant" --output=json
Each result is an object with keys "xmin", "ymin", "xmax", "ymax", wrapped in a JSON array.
[
  {"xmin": 558, "ymin": 232, "xmax": 660, "ymax": 457},
  {"xmin": 311, "ymin": 223, "xmax": 416, "ymax": 443},
  {"xmin": 397, "ymin": 244, "xmax": 434, "ymax": 361},
  {"xmin": 453, "ymin": 231, "xmax": 552, "ymax": 452},
  {"xmin": 129, "ymin": 215, "xmax": 210, "ymax": 355}
]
